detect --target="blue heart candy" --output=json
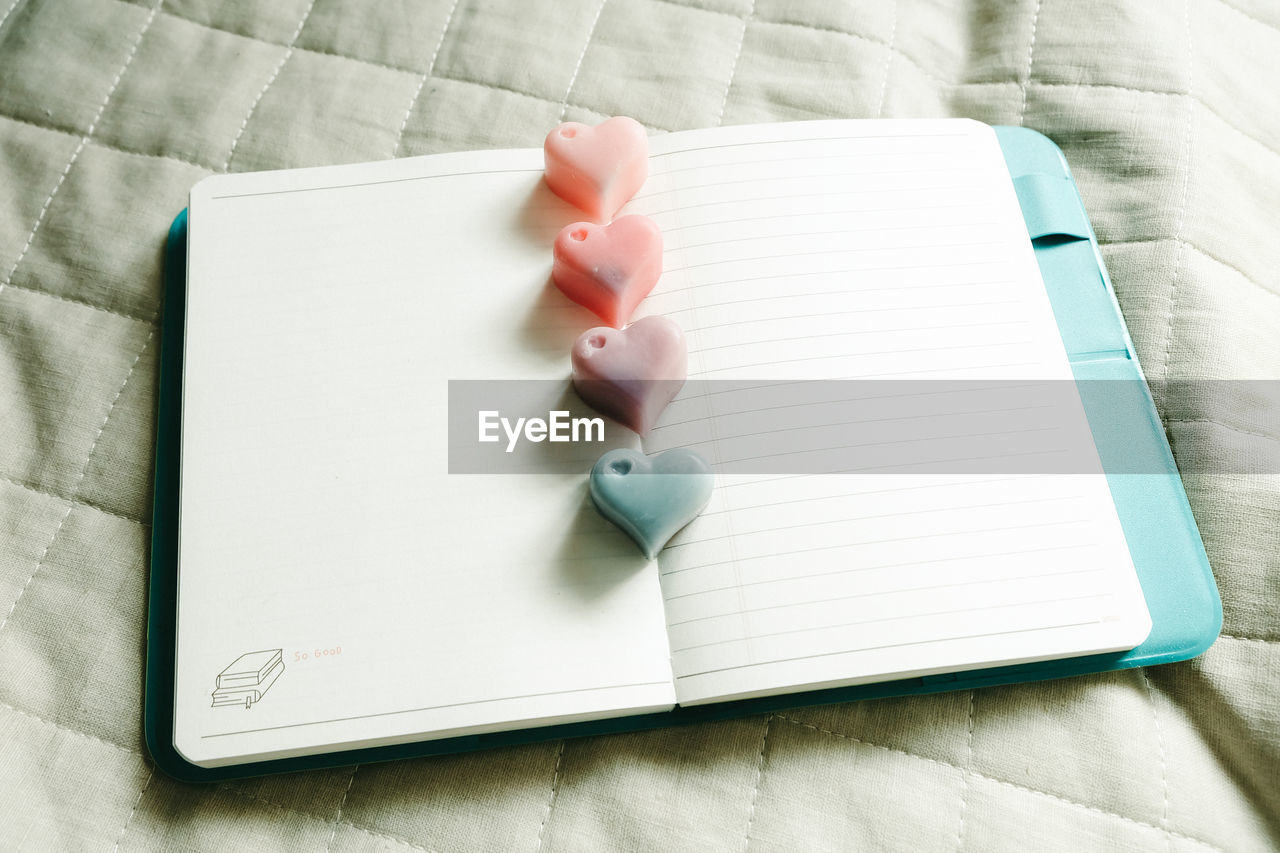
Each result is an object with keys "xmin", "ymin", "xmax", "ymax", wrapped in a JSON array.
[{"xmin": 589, "ymin": 448, "xmax": 714, "ymax": 559}]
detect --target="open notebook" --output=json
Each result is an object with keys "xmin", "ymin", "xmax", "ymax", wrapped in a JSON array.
[{"xmin": 153, "ymin": 119, "xmax": 1184, "ymax": 776}]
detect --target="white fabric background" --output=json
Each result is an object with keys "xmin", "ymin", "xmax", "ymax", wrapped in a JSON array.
[{"xmin": 0, "ymin": 0, "xmax": 1276, "ymax": 850}]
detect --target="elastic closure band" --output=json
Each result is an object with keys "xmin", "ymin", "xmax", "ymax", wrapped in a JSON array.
[{"xmin": 1013, "ymin": 173, "xmax": 1092, "ymax": 240}]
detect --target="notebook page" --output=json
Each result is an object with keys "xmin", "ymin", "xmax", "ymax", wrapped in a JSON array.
[
  {"xmin": 621, "ymin": 120, "xmax": 1151, "ymax": 705},
  {"xmin": 175, "ymin": 150, "xmax": 674, "ymax": 767}
]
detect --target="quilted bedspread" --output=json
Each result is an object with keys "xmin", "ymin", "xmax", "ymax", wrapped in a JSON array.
[{"xmin": 1, "ymin": 0, "xmax": 1277, "ymax": 850}]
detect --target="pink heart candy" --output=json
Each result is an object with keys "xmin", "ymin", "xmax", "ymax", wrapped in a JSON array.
[
  {"xmin": 553, "ymin": 215, "xmax": 663, "ymax": 329},
  {"xmin": 544, "ymin": 117, "xmax": 648, "ymax": 223},
  {"xmin": 571, "ymin": 315, "xmax": 687, "ymax": 435}
]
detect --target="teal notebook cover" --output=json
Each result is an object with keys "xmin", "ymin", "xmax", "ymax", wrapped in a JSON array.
[{"xmin": 145, "ymin": 127, "xmax": 1221, "ymax": 782}]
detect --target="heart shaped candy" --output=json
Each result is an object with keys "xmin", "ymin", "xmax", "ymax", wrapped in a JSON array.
[
  {"xmin": 544, "ymin": 117, "xmax": 648, "ymax": 222},
  {"xmin": 590, "ymin": 448, "xmax": 714, "ymax": 559},
  {"xmin": 572, "ymin": 315, "xmax": 687, "ymax": 435},
  {"xmin": 553, "ymin": 215, "xmax": 662, "ymax": 328}
]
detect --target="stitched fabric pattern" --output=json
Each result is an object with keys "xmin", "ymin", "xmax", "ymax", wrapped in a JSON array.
[{"xmin": 0, "ymin": 0, "xmax": 1276, "ymax": 850}]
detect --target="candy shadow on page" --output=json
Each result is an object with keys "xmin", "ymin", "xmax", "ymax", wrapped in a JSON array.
[
  {"xmin": 511, "ymin": 176, "xmax": 605, "ymax": 356},
  {"xmin": 552, "ymin": 478, "xmax": 653, "ymax": 604},
  {"xmin": 545, "ymin": 382, "xmax": 656, "ymax": 599},
  {"xmin": 516, "ymin": 274, "xmax": 602, "ymax": 358},
  {"xmin": 448, "ymin": 379, "xmax": 651, "ymax": 596},
  {"xmin": 513, "ymin": 171, "xmax": 582, "ymax": 250}
]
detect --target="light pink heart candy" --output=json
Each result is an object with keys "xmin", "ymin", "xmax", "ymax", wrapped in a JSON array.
[
  {"xmin": 571, "ymin": 315, "xmax": 687, "ymax": 435},
  {"xmin": 544, "ymin": 117, "xmax": 648, "ymax": 223},
  {"xmin": 553, "ymin": 215, "xmax": 662, "ymax": 329}
]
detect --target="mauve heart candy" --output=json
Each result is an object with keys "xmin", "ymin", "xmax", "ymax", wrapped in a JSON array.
[
  {"xmin": 571, "ymin": 315, "xmax": 687, "ymax": 435},
  {"xmin": 544, "ymin": 117, "xmax": 648, "ymax": 222},
  {"xmin": 553, "ymin": 215, "xmax": 663, "ymax": 328},
  {"xmin": 589, "ymin": 447, "xmax": 714, "ymax": 559}
]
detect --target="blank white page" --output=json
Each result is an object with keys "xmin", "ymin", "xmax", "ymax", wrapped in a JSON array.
[
  {"xmin": 621, "ymin": 120, "xmax": 1151, "ymax": 704},
  {"xmin": 175, "ymin": 151, "xmax": 675, "ymax": 767}
]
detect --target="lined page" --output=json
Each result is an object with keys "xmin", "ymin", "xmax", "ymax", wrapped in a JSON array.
[
  {"xmin": 622, "ymin": 120, "xmax": 1151, "ymax": 704},
  {"xmin": 176, "ymin": 151, "xmax": 674, "ymax": 767}
]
